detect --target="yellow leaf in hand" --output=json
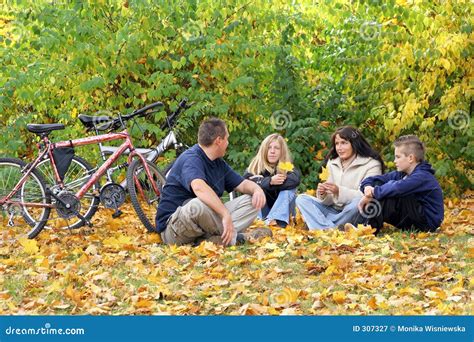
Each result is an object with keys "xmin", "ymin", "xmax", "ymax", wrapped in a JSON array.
[
  {"xmin": 319, "ymin": 166, "xmax": 330, "ymax": 181},
  {"xmin": 19, "ymin": 238, "xmax": 39, "ymax": 255},
  {"xmin": 277, "ymin": 161, "xmax": 294, "ymax": 172}
]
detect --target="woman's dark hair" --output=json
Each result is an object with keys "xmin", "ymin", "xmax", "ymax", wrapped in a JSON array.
[{"xmin": 323, "ymin": 126, "xmax": 385, "ymax": 173}]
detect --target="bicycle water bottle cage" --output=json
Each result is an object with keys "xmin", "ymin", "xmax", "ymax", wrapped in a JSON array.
[{"xmin": 26, "ymin": 124, "xmax": 65, "ymax": 136}]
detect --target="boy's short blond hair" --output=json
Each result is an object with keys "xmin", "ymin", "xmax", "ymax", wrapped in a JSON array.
[{"xmin": 394, "ymin": 135, "xmax": 425, "ymax": 162}]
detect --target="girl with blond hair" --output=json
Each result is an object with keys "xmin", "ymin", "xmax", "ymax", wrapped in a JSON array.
[{"xmin": 244, "ymin": 133, "xmax": 300, "ymax": 228}]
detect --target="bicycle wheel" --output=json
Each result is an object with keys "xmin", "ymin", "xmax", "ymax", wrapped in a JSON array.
[
  {"xmin": 126, "ymin": 158, "xmax": 165, "ymax": 232},
  {"xmin": 36, "ymin": 155, "xmax": 100, "ymax": 229},
  {"xmin": 163, "ymin": 161, "xmax": 175, "ymax": 179},
  {"xmin": 0, "ymin": 158, "xmax": 51, "ymax": 238}
]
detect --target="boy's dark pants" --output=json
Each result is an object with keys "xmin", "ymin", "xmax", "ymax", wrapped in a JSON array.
[{"xmin": 367, "ymin": 196, "xmax": 435, "ymax": 233}]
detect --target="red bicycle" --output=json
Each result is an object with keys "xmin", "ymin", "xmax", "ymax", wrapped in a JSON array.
[{"xmin": 0, "ymin": 102, "xmax": 165, "ymax": 238}]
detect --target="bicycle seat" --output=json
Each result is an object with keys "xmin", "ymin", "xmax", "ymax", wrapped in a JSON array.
[
  {"xmin": 27, "ymin": 124, "xmax": 65, "ymax": 134},
  {"xmin": 78, "ymin": 114, "xmax": 111, "ymax": 130}
]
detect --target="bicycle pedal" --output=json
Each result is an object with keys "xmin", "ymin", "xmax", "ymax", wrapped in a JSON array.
[{"xmin": 112, "ymin": 210, "xmax": 122, "ymax": 219}]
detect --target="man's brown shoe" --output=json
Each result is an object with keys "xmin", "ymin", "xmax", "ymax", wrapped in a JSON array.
[{"xmin": 236, "ymin": 228, "xmax": 273, "ymax": 245}]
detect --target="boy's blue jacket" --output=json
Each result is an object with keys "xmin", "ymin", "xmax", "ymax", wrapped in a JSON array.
[{"xmin": 360, "ymin": 161, "xmax": 444, "ymax": 229}]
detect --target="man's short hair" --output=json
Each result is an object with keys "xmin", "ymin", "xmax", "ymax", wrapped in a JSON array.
[
  {"xmin": 198, "ymin": 118, "xmax": 227, "ymax": 147},
  {"xmin": 394, "ymin": 135, "xmax": 425, "ymax": 162}
]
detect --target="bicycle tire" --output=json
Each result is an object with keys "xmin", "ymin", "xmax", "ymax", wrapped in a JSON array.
[
  {"xmin": 126, "ymin": 158, "xmax": 165, "ymax": 232},
  {"xmin": 163, "ymin": 161, "xmax": 175, "ymax": 179},
  {"xmin": 0, "ymin": 157, "xmax": 51, "ymax": 238},
  {"xmin": 119, "ymin": 160, "xmax": 173, "ymax": 191},
  {"xmin": 36, "ymin": 155, "xmax": 100, "ymax": 230}
]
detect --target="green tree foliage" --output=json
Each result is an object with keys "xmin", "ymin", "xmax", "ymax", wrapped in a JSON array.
[{"xmin": 0, "ymin": 0, "xmax": 472, "ymax": 193}]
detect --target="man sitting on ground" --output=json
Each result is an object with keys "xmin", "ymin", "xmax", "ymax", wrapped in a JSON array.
[{"xmin": 155, "ymin": 117, "xmax": 272, "ymax": 246}]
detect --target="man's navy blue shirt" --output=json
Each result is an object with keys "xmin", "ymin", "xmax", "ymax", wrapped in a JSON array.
[{"xmin": 155, "ymin": 144, "xmax": 244, "ymax": 233}]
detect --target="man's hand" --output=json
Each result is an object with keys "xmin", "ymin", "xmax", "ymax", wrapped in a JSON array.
[
  {"xmin": 192, "ymin": 179, "xmax": 235, "ymax": 245},
  {"xmin": 270, "ymin": 174, "xmax": 286, "ymax": 185},
  {"xmin": 252, "ymin": 187, "xmax": 266, "ymax": 209},
  {"xmin": 358, "ymin": 195, "xmax": 371, "ymax": 214},
  {"xmin": 364, "ymin": 186, "xmax": 375, "ymax": 198},
  {"xmin": 235, "ymin": 180, "xmax": 267, "ymax": 210},
  {"xmin": 324, "ymin": 182, "xmax": 339, "ymax": 197},
  {"xmin": 221, "ymin": 213, "xmax": 234, "ymax": 246}
]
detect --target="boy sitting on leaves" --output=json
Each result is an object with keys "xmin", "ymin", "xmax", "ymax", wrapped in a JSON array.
[{"xmin": 359, "ymin": 135, "xmax": 444, "ymax": 233}]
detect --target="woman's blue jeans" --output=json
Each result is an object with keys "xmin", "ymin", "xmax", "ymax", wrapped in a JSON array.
[
  {"xmin": 295, "ymin": 194, "xmax": 363, "ymax": 230},
  {"xmin": 258, "ymin": 189, "xmax": 297, "ymax": 226}
]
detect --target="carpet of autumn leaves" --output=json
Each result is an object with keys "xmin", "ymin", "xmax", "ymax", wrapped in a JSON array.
[{"xmin": 0, "ymin": 192, "xmax": 472, "ymax": 315}]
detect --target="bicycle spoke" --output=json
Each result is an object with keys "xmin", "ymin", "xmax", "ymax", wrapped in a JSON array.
[
  {"xmin": 127, "ymin": 159, "xmax": 165, "ymax": 232},
  {"xmin": 0, "ymin": 158, "xmax": 51, "ymax": 238}
]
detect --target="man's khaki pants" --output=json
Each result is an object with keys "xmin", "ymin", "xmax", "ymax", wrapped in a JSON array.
[{"xmin": 161, "ymin": 195, "xmax": 258, "ymax": 246}]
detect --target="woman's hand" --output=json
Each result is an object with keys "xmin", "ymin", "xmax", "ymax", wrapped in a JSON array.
[
  {"xmin": 270, "ymin": 174, "xmax": 286, "ymax": 185},
  {"xmin": 317, "ymin": 182, "xmax": 327, "ymax": 196},
  {"xmin": 323, "ymin": 182, "xmax": 339, "ymax": 197}
]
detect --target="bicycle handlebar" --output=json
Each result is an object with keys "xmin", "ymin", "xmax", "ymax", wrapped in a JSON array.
[
  {"xmin": 160, "ymin": 98, "xmax": 193, "ymax": 130},
  {"xmin": 107, "ymin": 99, "xmax": 191, "ymax": 132},
  {"xmin": 121, "ymin": 101, "xmax": 164, "ymax": 120},
  {"xmin": 108, "ymin": 101, "xmax": 163, "ymax": 130}
]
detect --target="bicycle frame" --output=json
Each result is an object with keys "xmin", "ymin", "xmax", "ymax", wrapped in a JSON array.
[
  {"xmin": 100, "ymin": 129, "xmax": 180, "ymax": 162},
  {"xmin": 99, "ymin": 129, "xmax": 186, "ymax": 190},
  {"xmin": 87, "ymin": 100, "xmax": 190, "ymax": 184},
  {"xmin": 1, "ymin": 130, "xmax": 159, "ymax": 210}
]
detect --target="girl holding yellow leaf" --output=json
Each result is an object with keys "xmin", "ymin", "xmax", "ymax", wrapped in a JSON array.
[
  {"xmin": 296, "ymin": 126, "xmax": 384, "ymax": 230},
  {"xmin": 244, "ymin": 133, "xmax": 300, "ymax": 228}
]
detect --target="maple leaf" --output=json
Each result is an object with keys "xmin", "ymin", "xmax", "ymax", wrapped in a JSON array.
[
  {"xmin": 332, "ymin": 291, "xmax": 346, "ymax": 304},
  {"xmin": 277, "ymin": 161, "xmax": 294, "ymax": 173},
  {"xmin": 319, "ymin": 166, "xmax": 330, "ymax": 181},
  {"xmin": 103, "ymin": 235, "xmax": 133, "ymax": 249},
  {"xmin": 18, "ymin": 238, "xmax": 39, "ymax": 254},
  {"xmin": 134, "ymin": 298, "xmax": 154, "ymax": 309},
  {"xmin": 64, "ymin": 285, "xmax": 82, "ymax": 306},
  {"xmin": 368, "ymin": 296, "xmax": 378, "ymax": 309}
]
